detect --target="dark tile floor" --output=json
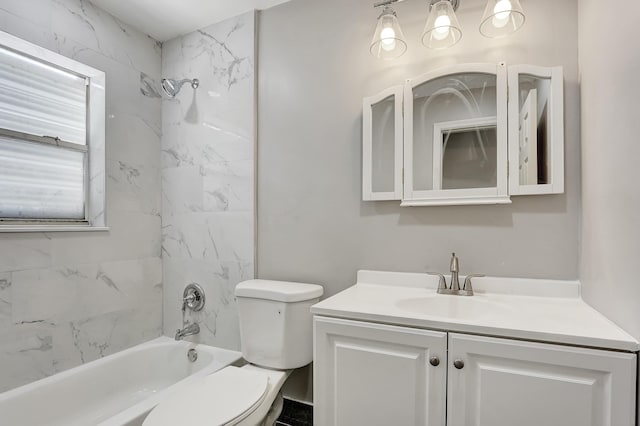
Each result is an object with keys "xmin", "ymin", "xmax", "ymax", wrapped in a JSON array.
[{"xmin": 275, "ymin": 398, "xmax": 313, "ymax": 426}]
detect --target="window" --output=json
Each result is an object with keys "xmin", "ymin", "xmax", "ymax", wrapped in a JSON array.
[{"xmin": 0, "ymin": 31, "xmax": 106, "ymax": 231}]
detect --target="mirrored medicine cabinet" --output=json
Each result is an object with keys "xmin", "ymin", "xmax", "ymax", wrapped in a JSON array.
[{"xmin": 362, "ymin": 62, "xmax": 564, "ymax": 206}]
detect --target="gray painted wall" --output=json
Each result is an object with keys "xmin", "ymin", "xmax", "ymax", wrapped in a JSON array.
[
  {"xmin": 578, "ymin": 2, "xmax": 640, "ymax": 421},
  {"xmin": 578, "ymin": 2, "xmax": 640, "ymax": 340},
  {"xmin": 257, "ymin": 0, "xmax": 581, "ymax": 299}
]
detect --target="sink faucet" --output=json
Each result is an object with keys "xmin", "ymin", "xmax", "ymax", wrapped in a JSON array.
[
  {"xmin": 429, "ymin": 253, "xmax": 484, "ymax": 296},
  {"xmin": 450, "ymin": 252, "xmax": 460, "ymax": 292},
  {"xmin": 175, "ymin": 322, "xmax": 200, "ymax": 341}
]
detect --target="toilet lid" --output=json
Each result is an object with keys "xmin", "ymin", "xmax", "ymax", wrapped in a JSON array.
[{"xmin": 143, "ymin": 366, "xmax": 269, "ymax": 426}]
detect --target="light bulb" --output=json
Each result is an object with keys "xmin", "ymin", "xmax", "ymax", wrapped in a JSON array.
[
  {"xmin": 380, "ymin": 26, "xmax": 397, "ymax": 51},
  {"xmin": 432, "ymin": 14, "xmax": 451, "ymax": 41},
  {"xmin": 492, "ymin": 0, "xmax": 512, "ymax": 28}
]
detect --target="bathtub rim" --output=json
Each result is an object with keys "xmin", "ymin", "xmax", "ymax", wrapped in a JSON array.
[{"xmin": 0, "ymin": 336, "xmax": 243, "ymax": 426}]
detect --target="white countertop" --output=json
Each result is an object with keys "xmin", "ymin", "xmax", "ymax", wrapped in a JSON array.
[{"xmin": 311, "ymin": 270, "xmax": 640, "ymax": 352}]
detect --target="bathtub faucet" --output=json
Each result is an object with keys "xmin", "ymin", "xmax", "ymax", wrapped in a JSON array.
[{"xmin": 175, "ymin": 322, "xmax": 200, "ymax": 341}]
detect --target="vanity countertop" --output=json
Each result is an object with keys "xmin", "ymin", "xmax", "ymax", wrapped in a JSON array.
[{"xmin": 311, "ymin": 270, "xmax": 640, "ymax": 352}]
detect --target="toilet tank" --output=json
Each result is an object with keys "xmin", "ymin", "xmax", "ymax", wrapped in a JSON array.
[{"xmin": 235, "ymin": 279, "xmax": 323, "ymax": 370}]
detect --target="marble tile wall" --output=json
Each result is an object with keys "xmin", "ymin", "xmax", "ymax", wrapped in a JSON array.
[
  {"xmin": 0, "ymin": 0, "xmax": 163, "ymax": 392},
  {"xmin": 161, "ymin": 13, "xmax": 255, "ymax": 350}
]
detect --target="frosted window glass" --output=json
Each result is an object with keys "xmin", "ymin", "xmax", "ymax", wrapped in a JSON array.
[
  {"xmin": 0, "ymin": 45, "xmax": 87, "ymax": 145},
  {"xmin": 0, "ymin": 135, "xmax": 85, "ymax": 220}
]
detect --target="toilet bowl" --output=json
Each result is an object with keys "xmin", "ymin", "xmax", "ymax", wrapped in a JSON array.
[{"xmin": 143, "ymin": 279, "xmax": 323, "ymax": 426}]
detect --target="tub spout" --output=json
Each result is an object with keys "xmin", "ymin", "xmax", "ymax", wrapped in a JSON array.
[{"xmin": 175, "ymin": 323, "xmax": 200, "ymax": 341}]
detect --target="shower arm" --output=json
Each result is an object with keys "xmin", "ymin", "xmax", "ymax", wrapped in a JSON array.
[{"xmin": 175, "ymin": 79, "xmax": 199, "ymax": 90}]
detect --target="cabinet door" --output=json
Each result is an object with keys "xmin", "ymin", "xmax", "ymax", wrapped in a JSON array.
[
  {"xmin": 314, "ymin": 316, "xmax": 447, "ymax": 426},
  {"xmin": 447, "ymin": 333, "xmax": 636, "ymax": 426},
  {"xmin": 402, "ymin": 62, "xmax": 510, "ymax": 206},
  {"xmin": 362, "ymin": 85, "xmax": 403, "ymax": 201},
  {"xmin": 507, "ymin": 65, "xmax": 564, "ymax": 195}
]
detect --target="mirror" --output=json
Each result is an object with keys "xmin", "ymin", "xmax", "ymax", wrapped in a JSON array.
[
  {"xmin": 433, "ymin": 118, "xmax": 497, "ymax": 190},
  {"xmin": 403, "ymin": 63, "xmax": 509, "ymax": 206},
  {"xmin": 508, "ymin": 65, "xmax": 564, "ymax": 195},
  {"xmin": 371, "ymin": 95, "xmax": 395, "ymax": 192},
  {"xmin": 361, "ymin": 63, "xmax": 564, "ymax": 206},
  {"xmin": 362, "ymin": 85, "xmax": 403, "ymax": 201}
]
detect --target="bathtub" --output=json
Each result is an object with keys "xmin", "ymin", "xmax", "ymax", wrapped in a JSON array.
[{"xmin": 0, "ymin": 336, "xmax": 242, "ymax": 426}]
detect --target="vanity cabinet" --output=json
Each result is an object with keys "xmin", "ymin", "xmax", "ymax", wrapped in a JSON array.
[{"xmin": 314, "ymin": 316, "xmax": 636, "ymax": 426}]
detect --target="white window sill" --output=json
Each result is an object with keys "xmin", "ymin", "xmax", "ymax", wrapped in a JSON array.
[{"xmin": 0, "ymin": 225, "xmax": 110, "ymax": 233}]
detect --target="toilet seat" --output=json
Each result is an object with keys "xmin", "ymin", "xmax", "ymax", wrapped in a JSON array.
[{"xmin": 142, "ymin": 366, "xmax": 269, "ymax": 426}]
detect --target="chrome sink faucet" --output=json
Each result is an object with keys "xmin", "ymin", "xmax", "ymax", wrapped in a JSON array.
[
  {"xmin": 175, "ymin": 322, "xmax": 200, "ymax": 341},
  {"xmin": 429, "ymin": 253, "xmax": 484, "ymax": 296}
]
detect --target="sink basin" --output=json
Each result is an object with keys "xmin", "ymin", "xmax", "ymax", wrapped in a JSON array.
[{"xmin": 395, "ymin": 295, "xmax": 512, "ymax": 320}]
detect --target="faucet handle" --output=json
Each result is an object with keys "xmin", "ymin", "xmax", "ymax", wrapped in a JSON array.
[
  {"xmin": 428, "ymin": 272, "xmax": 448, "ymax": 292},
  {"xmin": 462, "ymin": 274, "xmax": 485, "ymax": 294},
  {"xmin": 182, "ymin": 283, "xmax": 205, "ymax": 312},
  {"xmin": 449, "ymin": 253, "xmax": 459, "ymax": 273}
]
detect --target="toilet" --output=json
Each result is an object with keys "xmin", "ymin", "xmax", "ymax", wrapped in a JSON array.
[{"xmin": 143, "ymin": 279, "xmax": 323, "ymax": 426}]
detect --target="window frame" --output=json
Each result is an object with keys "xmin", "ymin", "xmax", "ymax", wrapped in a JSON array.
[{"xmin": 0, "ymin": 30, "xmax": 107, "ymax": 232}]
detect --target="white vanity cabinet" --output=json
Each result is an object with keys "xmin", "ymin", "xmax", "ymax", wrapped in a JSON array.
[
  {"xmin": 314, "ymin": 316, "xmax": 637, "ymax": 426},
  {"xmin": 314, "ymin": 316, "xmax": 447, "ymax": 426}
]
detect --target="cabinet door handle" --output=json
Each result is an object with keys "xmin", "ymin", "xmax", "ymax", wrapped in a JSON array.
[
  {"xmin": 453, "ymin": 359, "xmax": 465, "ymax": 369},
  {"xmin": 429, "ymin": 356, "xmax": 440, "ymax": 367}
]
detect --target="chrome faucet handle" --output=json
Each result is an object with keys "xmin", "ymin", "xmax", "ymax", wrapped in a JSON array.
[
  {"xmin": 449, "ymin": 253, "xmax": 460, "ymax": 292},
  {"xmin": 449, "ymin": 253, "xmax": 459, "ymax": 273},
  {"xmin": 182, "ymin": 283, "xmax": 205, "ymax": 312},
  {"xmin": 428, "ymin": 272, "xmax": 450, "ymax": 294},
  {"xmin": 461, "ymin": 274, "xmax": 485, "ymax": 296}
]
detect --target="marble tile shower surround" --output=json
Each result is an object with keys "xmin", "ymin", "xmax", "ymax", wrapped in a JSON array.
[
  {"xmin": 0, "ymin": 0, "xmax": 163, "ymax": 392},
  {"xmin": 161, "ymin": 13, "xmax": 255, "ymax": 351}
]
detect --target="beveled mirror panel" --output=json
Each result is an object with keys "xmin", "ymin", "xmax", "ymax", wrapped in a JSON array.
[
  {"xmin": 403, "ymin": 63, "xmax": 509, "ymax": 206},
  {"xmin": 508, "ymin": 65, "xmax": 564, "ymax": 195}
]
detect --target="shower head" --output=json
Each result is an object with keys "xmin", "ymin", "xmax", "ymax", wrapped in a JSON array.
[{"xmin": 161, "ymin": 78, "xmax": 200, "ymax": 98}]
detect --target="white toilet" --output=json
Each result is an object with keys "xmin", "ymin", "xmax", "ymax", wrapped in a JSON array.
[{"xmin": 143, "ymin": 279, "xmax": 323, "ymax": 426}]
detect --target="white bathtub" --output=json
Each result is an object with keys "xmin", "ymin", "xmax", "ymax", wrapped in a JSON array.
[{"xmin": 0, "ymin": 336, "xmax": 242, "ymax": 426}]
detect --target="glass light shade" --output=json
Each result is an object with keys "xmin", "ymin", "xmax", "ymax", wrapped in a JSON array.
[
  {"xmin": 370, "ymin": 7, "xmax": 408, "ymax": 60},
  {"xmin": 421, "ymin": 1, "xmax": 462, "ymax": 49},
  {"xmin": 479, "ymin": 0, "xmax": 526, "ymax": 38}
]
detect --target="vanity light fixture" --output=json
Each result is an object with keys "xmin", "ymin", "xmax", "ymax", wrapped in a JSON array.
[
  {"xmin": 369, "ymin": 0, "xmax": 526, "ymax": 58},
  {"xmin": 370, "ymin": 3, "xmax": 408, "ymax": 60},
  {"xmin": 422, "ymin": 0, "xmax": 462, "ymax": 49},
  {"xmin": 479, "ymin": 0, "xmax": 525, "ymax": 38}
]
